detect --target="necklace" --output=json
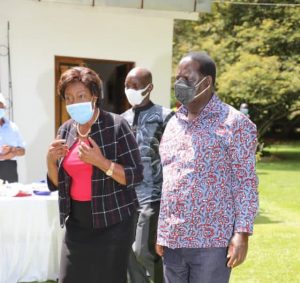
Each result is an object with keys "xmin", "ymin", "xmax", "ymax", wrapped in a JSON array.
[
  {"xmin": 77, "ymin": 125, "xmax": 91, "ymax": 138},
  {"xmin": 76, "ymin": 108, "xmax": 100, "ymax": 138}
]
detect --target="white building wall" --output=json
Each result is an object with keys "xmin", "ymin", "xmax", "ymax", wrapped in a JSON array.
[{"xmin": 0, "ymin": 0, "xmax": 192, "ymax": 183}]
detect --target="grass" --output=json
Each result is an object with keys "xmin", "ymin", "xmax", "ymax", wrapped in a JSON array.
[
  {"xmin": 21, "ymin": 143, "xmax": 300, "ymax": 283},
  {"xmin": 230, "ymin": 143, "xmax": 300, "ymax": 283}
]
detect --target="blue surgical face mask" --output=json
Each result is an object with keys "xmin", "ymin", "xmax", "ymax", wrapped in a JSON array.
[
  {"xmin": 66, "ymin": 101, "xmax": 94, "ymax": 125},
  {"xmin": 0, "ymin": 108, "xmax": 5, "ymax": 119}
]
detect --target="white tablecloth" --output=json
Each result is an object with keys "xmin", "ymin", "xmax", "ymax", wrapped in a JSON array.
[{"xmin": 0, "ymin": 192, "xmax": 63, "ymax": 283}]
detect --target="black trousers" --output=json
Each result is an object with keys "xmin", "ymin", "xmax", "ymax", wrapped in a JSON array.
[
  {"xmin": 128, "ymin": 201, "xmax": 163, "ymax": 283},
  {"xmin": 59, "ymin": 200, "xmax": 136, "ymax": 283},
  {"xmin": 0, "ymin": 160, "xmax": 18, "ymax": 183}
]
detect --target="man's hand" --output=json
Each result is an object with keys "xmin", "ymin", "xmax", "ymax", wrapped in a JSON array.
[
  {"xmin": 0, "ymin": 145, "xmax": 12, "ymax": 155},
  {"xmin": 0, "ymin": 145, "xmax": 15, "ymax": 160},
  {"xmin": 155, "ymin": 244, "xmax": 164, "ymax": 257},
  {"xmin": 227, "ymin": 232, "xmax": 249, "ymax": 268}
]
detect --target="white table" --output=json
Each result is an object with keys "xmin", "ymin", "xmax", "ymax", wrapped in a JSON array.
[{"xmin": 0, "ymin": 192, "xmax": 63, "ymax": 283}]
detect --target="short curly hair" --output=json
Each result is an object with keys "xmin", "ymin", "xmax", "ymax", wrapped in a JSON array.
[
  {"xmin": 57, "ymin": 66, "xmax": 103, "ymax": 107},
  {"xmin": 183, "ymin": 51, "xmax": 216, "ymax": 86}
]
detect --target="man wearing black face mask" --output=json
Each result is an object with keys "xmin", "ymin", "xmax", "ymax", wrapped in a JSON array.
[{"xmin": 155, "ymin": 52, "xmax": 259, "ymax": 283}]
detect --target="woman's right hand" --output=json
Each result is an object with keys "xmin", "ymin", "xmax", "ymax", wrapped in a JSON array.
[{"xmin": 47, "ymin": 136, "xmax": 68, "ymax": 166}]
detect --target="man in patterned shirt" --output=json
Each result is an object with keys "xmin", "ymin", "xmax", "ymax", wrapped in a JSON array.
[
  {"xmin": 122, "ymin": 67, "xmax": 173, "ymax": 283},
  {"xmin": 155, "ymin": 52, "xmax": 259, "ymax": 283}
]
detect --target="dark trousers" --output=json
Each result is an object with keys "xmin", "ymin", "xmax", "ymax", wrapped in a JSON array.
[
  {"xmin": 128, "ymin": 201, "xmax": 163, "ymax": 283},
  {"xmin": 59, "ymin": 200, "xmax": 136, "ymax": 283},
  {"xmin": 163, "ymin": 247, "xmax": 231, "ymax": 283},
  {"xmin": 0, "ymin": 160, "xmax": 18, "ymax": 183}
]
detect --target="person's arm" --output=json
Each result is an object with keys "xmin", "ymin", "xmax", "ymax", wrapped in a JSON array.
[
  {"xmin": 162, "ymin": 109, "xmax": 175, "ymax": 132},
  {"xmin": 78, "ymin": 119, "xmax": 143, "ymax": 186},
  {"xmin": 46, "ymin": 136, "xmax": 68, "ymax": 188},
  {"xmin": 155, "ymin": 244, "xmax": 164, "ymax": 257},
  {"xmin": 116, "ymin": 119, "xmax": 143, "ymax": 187},
  {"xmin": 0, "ymin": 145, "xmax": 25, "ymax": 160},
  {"xmin": 227, "ymin": 232, "xmax": 249, "ymax": 268},
  {"xmin": 11, "ymin": 123, "xmax": 26, "ymax": 158},
  {"xmin": 12, "ymin": 146, "xmax": 25, "ymax": 156},
  {"xmin": 227, "ymin": 117, "xmax": 259, "ymax": 268},
  {"xmin": 47, "ymin": 161, "xmax": 59, "ymax": 189},
  {"xmin": 0, "ymin": 146, "xmax": 25, "ymax": 159},
  {"xmin": 79, "ymin": 137, "xmax": 127, "ymax": 185}
]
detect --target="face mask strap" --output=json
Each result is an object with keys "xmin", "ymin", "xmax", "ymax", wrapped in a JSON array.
[
  {"xmin": 91, "ymin": 96, "xmax": 97, "ymax": 110},
  {"xmin": 194, "ymin": 76, "xmax": 208, "ymax": 89},
  {"xmin": 139, "ymin": 84, "xmax": 151, "ymax": 101},
  {"xmin": 141, "ymin": 84, "xmax": 150, "ymax": 92},
  {"xmin": 126, "ymin": 83, "xmax": 150, "ymax": 93},
  {"xmin": 193, "ymin": 77, "xmax": 210, "ymax": 100}
]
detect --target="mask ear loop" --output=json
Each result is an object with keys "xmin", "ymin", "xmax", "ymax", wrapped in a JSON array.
[
  {"xmin": 91, "ymin": 82, "xmax": 103, "ymax": 109},
  {"xmin": 125, "ymin": 83, "xmax": 151, "ymax": 93},
  {"xmin": 142, "ymin": 84, "xmax": 152, "ymax": 99},
  {"xmin": 93, "ymin": 98, "xmax": 97, "ymax": 110},
  {"xmin": 141, "ymin": 83, "xmax": 150, "ymax": 92},
  {"xmin": 193, "ymin": 77, "xmax": 210, "ymax": 100},
  {"xmin": 100, "ymin": 81, "xmax": 104, "ymax": 100}
]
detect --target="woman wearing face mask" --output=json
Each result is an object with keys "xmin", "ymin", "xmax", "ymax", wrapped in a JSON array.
[{"xmin": 46, "ymin": 67, "xmax": 143, "ymax": 283}]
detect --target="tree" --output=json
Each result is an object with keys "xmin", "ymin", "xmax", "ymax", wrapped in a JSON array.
[{"xmin": 173, "ymin": 1, "xmax": 300, "ymax": 141}]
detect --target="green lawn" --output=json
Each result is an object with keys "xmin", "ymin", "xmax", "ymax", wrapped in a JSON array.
[
  {"xmin": 22, "ymin": 143, "xmax": 300, "ymax": 283},
  {"xmin": 230, "ymin": 143, "xmax": 300, "ymax": 283}
]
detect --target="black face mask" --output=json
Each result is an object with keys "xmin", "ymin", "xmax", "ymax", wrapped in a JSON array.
[{"xmin": 174, "ymin": 77, "xmax": 208, "ymax": 106}]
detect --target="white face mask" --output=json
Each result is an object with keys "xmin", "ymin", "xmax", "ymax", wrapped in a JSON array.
[{"xmin": 125, "ymin": 84, "xmax": 150, "ymax": 106}]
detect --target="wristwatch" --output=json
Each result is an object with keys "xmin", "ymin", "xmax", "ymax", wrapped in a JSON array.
[{"xmin": 106, "ymin": 162, "xmax": 115, "ymax": 176}]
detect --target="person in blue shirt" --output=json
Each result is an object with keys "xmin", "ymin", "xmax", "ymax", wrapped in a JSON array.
[
  {"xmin": 0, "ymin": 93, "xmax": 25, "ymax": 183},
  {"xmin": 122, "ymin": 67, "xmax": 174, "ymax": 283}
]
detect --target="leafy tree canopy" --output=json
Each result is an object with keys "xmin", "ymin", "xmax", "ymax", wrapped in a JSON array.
[{"xmin": 173, "ymin": 0, "xmax": 300, "ymax": 140}]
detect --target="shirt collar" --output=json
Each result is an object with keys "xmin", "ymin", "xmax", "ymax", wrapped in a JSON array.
[
  {"xmin": 175, "ymin": 93, "xmax": 222, "ymax": 121},
  {"xmin": 133, "ymin": 101, "xmax": 154, "ymax": 113}
]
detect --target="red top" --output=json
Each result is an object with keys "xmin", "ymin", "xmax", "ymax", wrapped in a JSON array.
[{"xmin": 62, "ymin": 140, "xmax": 92, "ymax": 201}]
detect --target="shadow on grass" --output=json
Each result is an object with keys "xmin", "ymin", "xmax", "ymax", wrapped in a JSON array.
[
  {"xmin": 259, "ymin": 149, "xmax": 300, "ymax": 172},
  {"xmin": 254, "ymin": 211, "xmax": 282, "ymax": 225},
  {"xmin": 257, "ymin": 171, "xmax": 268, "ymax": 175},
  {"xmin": 258, "ymin": 161, "xmax": 300, "ymax": 172}
]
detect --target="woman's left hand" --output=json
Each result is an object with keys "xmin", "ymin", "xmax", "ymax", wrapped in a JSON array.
[{"xmin": 78, "ymin": 137, "xmax": 105, "ymax": 166}]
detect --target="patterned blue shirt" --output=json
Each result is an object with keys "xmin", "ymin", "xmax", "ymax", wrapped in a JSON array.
[
  {"xmin": 157, "ymin": 95, "xmax": 259, "ymax": 248},
  {"xmin": 122, "ymin": 102, "xmax": 173, "ymax": 204}
]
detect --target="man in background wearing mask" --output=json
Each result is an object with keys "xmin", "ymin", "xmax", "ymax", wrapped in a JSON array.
[
  {"xmin": 0, "ymin": 93, "xmax": 25, "ymax": 183},
  {"xmin": 122, "ymin": 67, "xmax": 173, "ymax": 283},
  {"xmin": 240, "ymin": 102, "xmax": 250, "ymax": 118},
  {"xmin": 155, "ymin": 52, "xmax": 259, "ymax": 283}
]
